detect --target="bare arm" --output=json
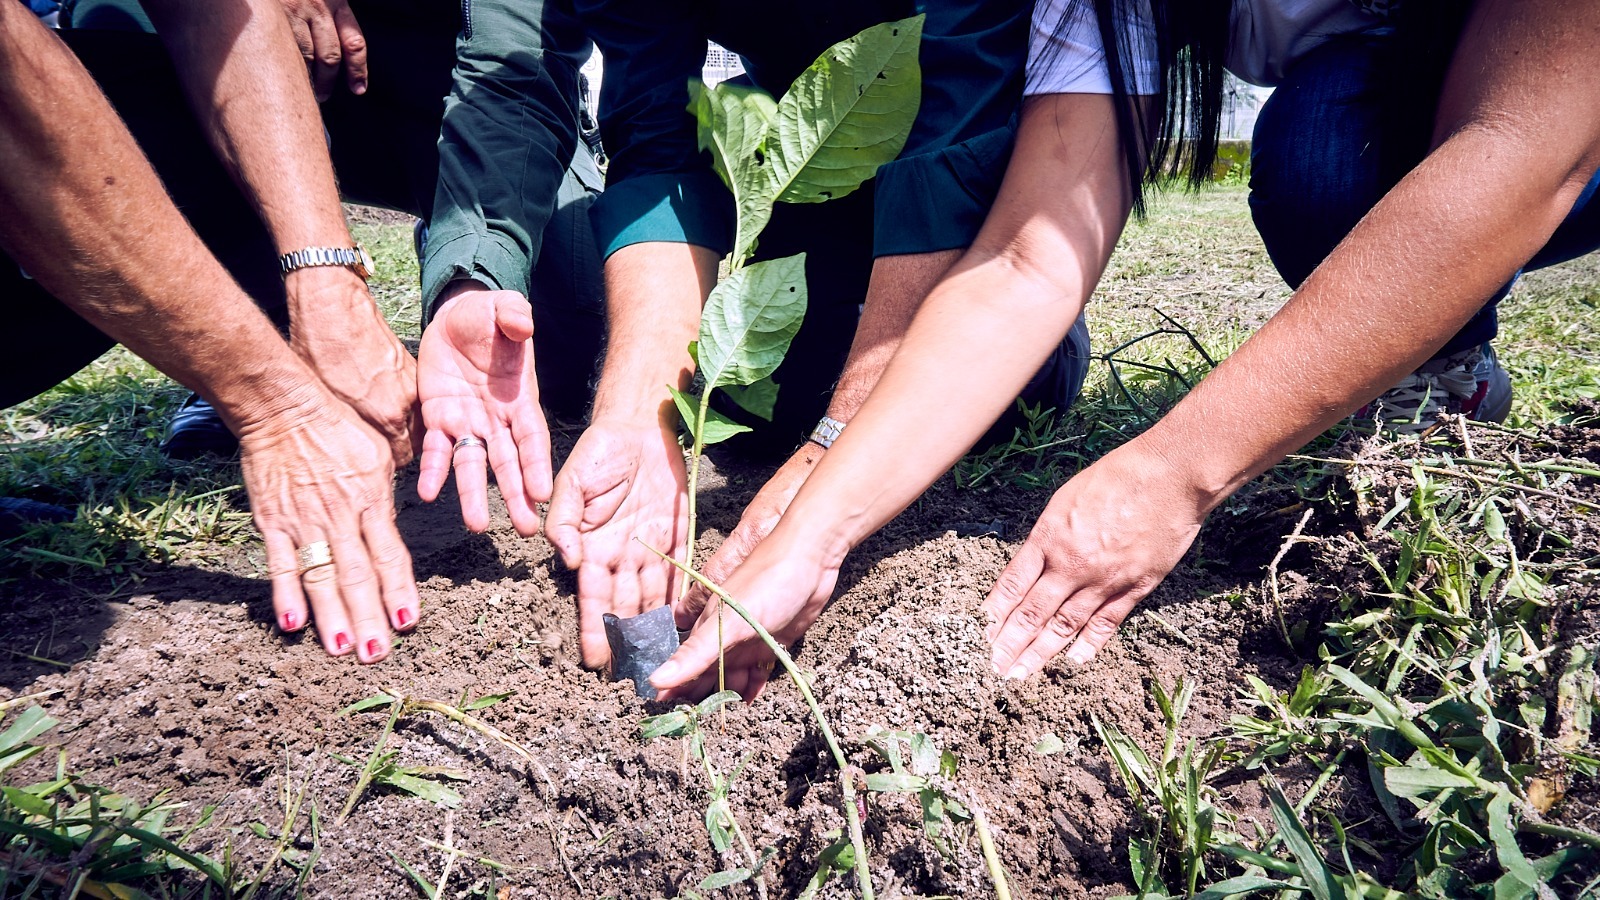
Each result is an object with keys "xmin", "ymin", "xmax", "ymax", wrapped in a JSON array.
[
  {"xmin": 141, "ymin": 0, "xmax": 419, "ymax": 461},
  {"xmin": 0, "ymin": 5, "xmax": 418, "ymax": 663},
  {"xmin": 653, "ymin": 91, "xmax": 1139, "ymax": 697}
]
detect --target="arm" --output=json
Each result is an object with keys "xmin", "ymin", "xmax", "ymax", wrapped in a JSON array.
[
  {"xmin": 140, "ymin": 0, "xmax": 418, "ymax": 462},
  {"xmin": 0, "ymin": 5, "xmax": 417, "ymax": 662},
  {"xmin": 654, "ymin": 91, "xmax": 1140, "ymax": 698}
]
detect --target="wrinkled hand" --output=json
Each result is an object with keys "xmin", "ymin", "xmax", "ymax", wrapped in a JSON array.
[
  {"xmin": 285, "ymin": 267, "xmax": 420, "ymax": 465},
  {"xmin": 277, "ymin": 0, "xmax": 367, "ymax": 100},
  {"xmin": 984, "ymin": 441, "xmax": 1207, "ymax": 679},
  {"xmin": 675, "ymin": 442, "xmax": 824, "ymax": 628},
  {"xmin": 546, "ymin": 417, "xmax": 688, "ymax": 668},
  {"xmin": 417, "ymin": 283, "xmax": 552, "ymax": 536},
  {"xmin": 651, "ymin": 534, "xmax": 839, "ymax": 702},
  {"xmin": 239, "ymin": 388, "xmax": 418, "ymax": 664}
]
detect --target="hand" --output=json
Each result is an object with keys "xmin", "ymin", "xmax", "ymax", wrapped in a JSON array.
[
  {"xmin": 983, "ymin": 440, "xmax": 1207, "ymax": 680},
  {"xmin": 546, "ymin": 417, "xmax": 688, "ymax": 668},
  {"xmin": 417, "ymin": 282, "xmax": 552, "ymax": 536},
  {"xmin": 650, "ymin": 532, "xmax": 840, "ymax": 702},
  {"xmin": 237, "ymin": 386, "xmax": 418, "ymax": 664},
  {"xmin": 676, "ymin": 442, "xmax": 824, "ymax": 627},
  {"xmin": 284, "ymin": 266, "xmax": 420, "ymax": 465},
  {"xmin": 277, "ymin": 0, "xmax": 367, "ymax": 100}
]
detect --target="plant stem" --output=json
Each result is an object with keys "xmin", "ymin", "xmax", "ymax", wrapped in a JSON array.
[
  {"xmin": 970, "ymin": 803, "xmax": 1012, "ymax": 900},
  {"xmin": 683, "ymin": 390, "xmax": 725, "ymax": 696},
  {"xmin": 648, "ymin": 547, "xmax": 874, "ymax": 900},
  {"xmin": 338, "ymin": 696, "xmax": 404, "ymax": 826}
]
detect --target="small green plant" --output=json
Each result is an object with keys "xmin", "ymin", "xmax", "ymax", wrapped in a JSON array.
[{"xmin": 0, "ymin": 702, "xmax": 318, "ymax": 899}]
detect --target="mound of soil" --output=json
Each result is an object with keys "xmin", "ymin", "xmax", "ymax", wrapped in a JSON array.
[{"xmin": 3, "ymin": 411, "xmax": 1598, "ymax": 898}]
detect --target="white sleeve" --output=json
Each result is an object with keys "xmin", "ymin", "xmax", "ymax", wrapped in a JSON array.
[{"xmin": 1025, "ymin": 0, "xmax": 1161, "ymax": 97}]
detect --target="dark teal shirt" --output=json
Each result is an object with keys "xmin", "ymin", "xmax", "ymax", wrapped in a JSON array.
[{"xmin": 577, "ymin": 0, "xmax": 1029, "ymax": 261}]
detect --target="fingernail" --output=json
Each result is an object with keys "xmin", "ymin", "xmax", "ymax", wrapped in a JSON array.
[
  {"xmin": 366, "ymin": 638, "xmax": 383, "ymax": 659},
  {"xmin": 334, "ymin": 632, "xmax": 352, "ymax": 653},
  {"xmin": 396, "ymin": 608, "xmax": 413, "ymax": 628},
  {"xmin": 1005, "ymin": 665, "xmax": 1028, "ymax": 681},
  {"xmin": 281, "ymin": 611, "xmax": 298, "ymax": 631},
  {"xmin": 1067, "ymin": 646, "xmax": 1093, "ymax": 666}
]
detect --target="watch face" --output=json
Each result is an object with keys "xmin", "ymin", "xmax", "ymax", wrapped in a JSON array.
[{"xmin": 355, "ymin": 245, "xmax": 374, "ymax": 279}]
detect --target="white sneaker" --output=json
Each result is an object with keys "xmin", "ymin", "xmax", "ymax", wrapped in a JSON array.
[{"xmin": 1360, "ymin": 344, "xmax": 1512, "ymax": 434}]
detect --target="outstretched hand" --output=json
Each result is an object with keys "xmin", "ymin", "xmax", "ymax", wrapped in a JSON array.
[
  {"xmin": 983, "ymin": 440, "xmax": 1206, "ymax": 680},
  {"xmin": 546, "ymin": 417, "xmax": 688, "ymax": 668},
  {"xmin": 417, "ymin": 283, "xmax": 552, "ymax": 536},
  {"xmin": 239, "ymin": 387, "xmax": 418, "ymax": 664}
]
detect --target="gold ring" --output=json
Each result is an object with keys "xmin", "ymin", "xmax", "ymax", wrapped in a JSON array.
[{"xmin": 295, "ymin": 540, "xmax": 334, "ymax": 574}]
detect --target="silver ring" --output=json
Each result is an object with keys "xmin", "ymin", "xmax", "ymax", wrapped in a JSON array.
[
  {"xmin": 452, "ymin": 435, "xmax": 486, "ymax": 454},
  {"xmin": 295, "ymin": 540, "xmax": 333, "ymax": 575}
]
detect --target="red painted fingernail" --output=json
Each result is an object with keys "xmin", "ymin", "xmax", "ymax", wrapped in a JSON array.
[
  {"xmin": 335, "ymin": 632, "xmax": 352, "ymax": 653},
  {"xmin": 396, "ymin": 608, "xmax": 413, "ymax": 628},
  {"xmin": 281, "ymin": 611, "xmax": 298, "ymax": 631},
  {"xmin": 366, "ymin": 639, "xmax": 382, "ymax": 658}
]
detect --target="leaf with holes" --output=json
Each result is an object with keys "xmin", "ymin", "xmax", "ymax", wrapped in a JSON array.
[{"xmin": 696, "ymin": 254, "xmax": 808, "ymax": 392}]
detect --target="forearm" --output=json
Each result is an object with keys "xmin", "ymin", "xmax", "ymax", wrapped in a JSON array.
[
  {"xmin": 591, "ymin": 242, "xmax": 720, "ymax": 424},
  {"xmin": 1135, "ymin": 0, "xmax": 1600, "ymax": 513},
  {"xmin": 824, "ymin": 250, "xmax": 960, "ymax": 420},
  {"xmin": 142, "ymin": 0, "xmax": 351, "ymax": 252},
  {"xmin": 0, "ymin": 8, "xmax": 329, "ymax": 431}
]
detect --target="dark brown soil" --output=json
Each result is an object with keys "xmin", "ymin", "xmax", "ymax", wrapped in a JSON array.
[{"xmin": 3, "ymin": 413, "xmax": 1598, "ymax": 898}]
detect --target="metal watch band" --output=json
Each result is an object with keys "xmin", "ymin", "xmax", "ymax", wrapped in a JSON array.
[
  {"xmin": 808, "ymin": 415, "xmax": 846, "ymax": 449},
  {"xmin": 277, "ymin": 246, "xmax": 372, "ymax": 281}
]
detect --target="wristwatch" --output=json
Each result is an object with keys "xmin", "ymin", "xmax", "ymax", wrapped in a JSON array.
[
  {"xmin": 808, "ymin": 415, "xmax": 846, "ymax": 449},
  {"xmin": 278, "ymin": 245, "xmax": 374, "ymax": 281}
]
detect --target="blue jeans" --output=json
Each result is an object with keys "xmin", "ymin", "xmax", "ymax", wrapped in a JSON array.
[{"xmin": 1249, "ymin": 33, "xmax": 1600, "ymax": 356}]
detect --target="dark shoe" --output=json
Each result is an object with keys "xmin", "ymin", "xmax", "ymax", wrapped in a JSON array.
[
  {"xmin": 161, "ymin": 394, "xmax": 239, "ymax": 460},
  {"xmin": 0, "ymin": 497, "xmax": 74, "ymax": 543}
]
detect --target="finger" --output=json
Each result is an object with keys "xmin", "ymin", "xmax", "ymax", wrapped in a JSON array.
[
  {"xmin": 510, "ymin": 405, "xmax": 553, "ymax": 506},
  {"xmin": 990, "ymin": 570, "xmax": 1076, "ymax": 677},
  {"xmin": 329, "ymin": 528, "xmax": 390, "ymax": 664},
  {"xmin": 264, "ymin": 528, "xmax": 309, "ymax": 635},
  {"xmin": 655, "ymin": 666, "xmax": 722, "ymax": 704},
  {"xmin": 331, "ymin": 2, "xmax": 368, "ymax": 94},
  {"xmin": 452, "ymin": 435, "xmax": 492, "ymax": 533},
  {"xmin": 612, "ymin": 564, "xmax": 645, "ymax": 621},
  {"xmin": 287, "ymin": 17, "xmax": 315, "ymax": 67},
  {"xmin": 545, "ymin": 470, "xmax": 586, "ymax": 568},
  {"xmin": 1003, "ymin": 590, "xmax": 1109, "ymax": 680},
  {"xmin": 494, "ymin": 292, "xmax": 536, "ymax": 343},
  {"xmin": 651, "ymin": 608, "xmax": 755, "ymax": 693},
  {"xmin": 306, "ymin": 11, "xmax": 343, "ymax": 101},
  {"xmin": 576, "ymin": 561, "xmax": 614, "ymax": 669},
  {"xmin": 489, "ymin": 429, "xmax": 540, "ymax": 537},
  {"xmin": 983, "ymin": 542, "xmax": 1045, "ymax": 642},
  {"xmin": 639, "ymin": 555, "xmax": 669, "ymax": 610},
  {"xmin": 745, "ymin": 661, "xmax": 773, "ymax": 702},
  {"xmin": 417, "ymin": 424, "xmax": 454, "ymax": 502},
  {"xmin": 298, "ymin": 534, "xmax": 354, "ymax": 657},
  {"xmin": 362, "ymin": 501, "xmax": 419, "ymax": 633},
  {"xmin": 1063, "ymin": 590, "xmax": 1144, "ymax": 666},
  {"xmin": 679, "ymin": 530, "xmax": 752, "ymax": 627}
]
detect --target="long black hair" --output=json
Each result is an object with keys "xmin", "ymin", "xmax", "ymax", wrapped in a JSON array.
[{"xmin": 1045, "ymin": 0, "xmax": 1474, "ymax": 215}]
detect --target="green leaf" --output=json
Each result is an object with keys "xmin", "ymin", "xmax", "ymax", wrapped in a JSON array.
[
  {"xmin": 768, "ymin": 16, "xmax": 924, "ymax": 206},
  {"xmin": 669, "ymin": 386, "xmax": 754, "ymax": 446},
  {"xmin": 697, "ymin": 690, "xmax": 743, "ymax": 719},
  {"xmin": 640, "ymin": 710, "xmax": 692, "ymax": 740},
  {"xmin": 908, "ymin": 732, "xmax": 941, "ymax": 776},
  {"xmin": 865, "ymin": 772, "xmax": 926, "ymax": 792},
  {"xmin": 705, "ymin": 799, "xmax": 735, "ymax": 854},
  {"xmin": 463, "ymin": 692, "xmax": 513, "ymax": 711},
  {"xmin": 1383, "ymin": 764, "xmax": 1478, "ymax": 800},
  {"xmin": 688, "ymin": 81, "xmax": 780, "ymax": 263},
  {"xmin": 2, "ymin": 785, "xmax": 52, "ymax": 817},
  {"xmin": 380, "ymin": 772, "xmax": 463, "ymax": 809},
  {"xmin": 697, "ymin": 254, "xmax": 809, "ymax": 391},
  {"xmin": 798, "ymin": 832, "xmax": 854, "ymax": 900},
  {"xmin": 1266, "ymin": 780, "xmax": 1344, "ymax": 900},
  {"xmin": 1033, "ymin": 733, "xmax": 1066, "ymax": 756},
  {"xmin": 388, "ymin": 850, "xmax": 437, "ymax": 899},
  {"xmin": 721, "ymin": 377, "xmax": 779, "ymax": 422},
  {"xmin": 1491, "ymin": 847, "xmax": 1588, "ymax": 900},
  {"xmin": 0, "ymin": 706, "xmax": 57, "ymax": 754},
  {"xmin": 1486, "ymin": 790, "xmax": 1542, "ymax": 893},
  {"xmin": 339, "ymin": 694, "xmax": 398, "ymax": 717},
  {"xmin": 1214, "ymin": 844, "xmax": 1301, "ymax": 876},
  {"xmin": 1195, "ymin": 876, "xmax": 1307, "ymax": 899},
  {"xmin": 699, "ymin": 868, "xmax": 753, "ymax": 890}
]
